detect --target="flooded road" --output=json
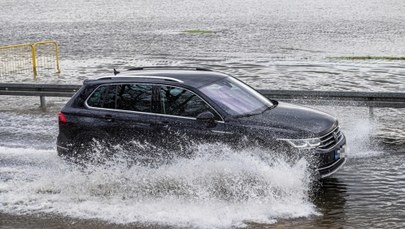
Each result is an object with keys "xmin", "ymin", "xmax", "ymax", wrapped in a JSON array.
[{"xmin": 1, "ymin": 0, "xmax": 405, "ymax": 228}]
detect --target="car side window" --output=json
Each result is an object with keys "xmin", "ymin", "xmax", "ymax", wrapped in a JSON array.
[
  {"xmin": 87, "ymin": 84, "xmax": 152, "ymax": 112},
  {"xmin": 87, "ymin": 85, "xmax": 117, "ymax": 108},
  {"xmin": 116, "ymin": 84, "xmax": 152, "ymax": 112},
  {"xmin": 159, "ymin": 86, "xmax": 218, "ymax": 119}
]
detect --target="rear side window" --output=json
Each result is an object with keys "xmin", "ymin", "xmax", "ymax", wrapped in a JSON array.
[
  {"xmin": 87, "ymin": 85, "xmax": 116, "ymax": 108},
  {"xmin": 86, "ymin": 84, "xmax": 152, "ymax": 113}
]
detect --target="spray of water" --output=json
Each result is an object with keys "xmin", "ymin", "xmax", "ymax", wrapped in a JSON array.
[
  {"xmin": 0, "ymin": 143, "xmax": 317, "ymax": 228},
  {"xmin": 343, "ymin": 118, "xmax": 385, "ymax": 158}
]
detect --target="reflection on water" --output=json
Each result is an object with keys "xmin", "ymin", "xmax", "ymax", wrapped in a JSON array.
[
  {"xmin": 338, "ymin": 154, "xmax": 405, "ymax": 228},
  {"xmin": 312, "ymin": 178, "xmax": 348, "ymax": 228}
]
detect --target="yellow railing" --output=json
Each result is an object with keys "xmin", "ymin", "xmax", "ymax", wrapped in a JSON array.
[{"xmin": 0, "ymin": 40, "xmax": 61, "ymax": 79}]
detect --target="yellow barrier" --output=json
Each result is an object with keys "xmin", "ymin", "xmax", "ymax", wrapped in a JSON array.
[{"xmin": 0, "ymin": 40, "xmax": 61, "ymax": 79}]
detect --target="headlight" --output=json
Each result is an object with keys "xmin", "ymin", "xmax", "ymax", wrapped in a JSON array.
[{"xmin": 278, "ymin": 138, "xmax": 321, "ymax": 149}]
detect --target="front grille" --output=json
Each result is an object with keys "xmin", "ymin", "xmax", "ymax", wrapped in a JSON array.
[{"xmin": 318, "ymin": 126, "xmax": 343, "ymax": 150}]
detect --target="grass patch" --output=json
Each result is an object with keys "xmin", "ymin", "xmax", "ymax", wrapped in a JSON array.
[
  {"xmin": 181, "ymin": 29, "xmax": 214, "ymax": 34},
  {"xmin": 332, "ymin": 56, "xmax": 405, "ymax": 61}
]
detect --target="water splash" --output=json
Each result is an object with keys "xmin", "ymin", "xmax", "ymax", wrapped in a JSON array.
[
  {"xmin": 337, "ymin": 115, "xmax": 386, "ymax": 159},
  {"xmin": 0, "ymin": 144, "xmax": 317, "ymax": 228}
]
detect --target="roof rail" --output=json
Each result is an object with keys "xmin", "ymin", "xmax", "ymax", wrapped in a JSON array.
[
  {"xmin": 127, "ymin": 66, "xmax": 212, "ymax": 71},
  {"xmin": 124, "ymin": 76, "xmax": 184, "ymax": 83},
  {"xmin": 94, "ymin": 76, "xmax": 112, "ymax": 81},
  {"xmin": 94, "ymin": 75, "xmax": 183, "ymax": 83}
]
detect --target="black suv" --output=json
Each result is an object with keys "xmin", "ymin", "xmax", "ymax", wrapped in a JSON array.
[{"xmin": 57, "ymin": 67, "xmax": 346, "ymax": 178}]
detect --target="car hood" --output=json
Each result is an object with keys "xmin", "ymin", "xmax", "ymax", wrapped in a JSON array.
[{"xmin": 237, "ymin": 102, "xmax": 337, "ymax": 138}]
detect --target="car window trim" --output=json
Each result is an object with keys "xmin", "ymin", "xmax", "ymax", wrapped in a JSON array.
[{"xmin": 85, "ymin": 83, "xmax": 225, "ymax": 123}]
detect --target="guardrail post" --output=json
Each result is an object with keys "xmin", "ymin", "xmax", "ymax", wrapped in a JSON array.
[
  {"xmin": 369, "ymin": 106, "xmax": 374, "ymax": 119},
  {"xmin": 40, "ymin": 96, "xmax": 46, "ymax": 110}
]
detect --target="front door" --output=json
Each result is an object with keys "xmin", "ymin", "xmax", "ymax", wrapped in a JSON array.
[{"xmin": 152, "ymin": 85, "xmax": 234, "ymax": 156}]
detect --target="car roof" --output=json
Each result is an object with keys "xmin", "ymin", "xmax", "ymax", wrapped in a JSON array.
[{"xmin": 86, "ymin": 68, "xmax": 230, "ymax": 88}]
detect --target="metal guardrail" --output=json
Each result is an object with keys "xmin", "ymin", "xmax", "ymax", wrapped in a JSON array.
[
  {"xmin": 0, "ymin": 84, "xmax": 404, "ymax": 115},
  {"xmin": 260, "ymin": 90, "xmax": 405, "ymax": 107},
  {"xmin": 259, "ymin": 90, "xmax": 405, "ymax": 117},
  {"xmin": 0, "ymin": 83, "xmax": 79, "ymax": 109}
]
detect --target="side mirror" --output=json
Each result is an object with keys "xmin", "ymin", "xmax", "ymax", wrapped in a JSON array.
[{"xmin": 196, "ymin": 111, "xmax": 216, "ymax": 128}]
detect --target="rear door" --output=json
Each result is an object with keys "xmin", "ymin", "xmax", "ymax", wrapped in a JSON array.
[{"xmin": 85, "ymin": 83, "xmax": 157, "ymax": 147}]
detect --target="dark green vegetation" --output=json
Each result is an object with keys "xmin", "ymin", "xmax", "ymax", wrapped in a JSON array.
[
  {"xmin": 332, "ymin": 56, "xmax": 405, "ymax": 61},
  {"xmin": 181, "ymin": 29, "xmax": 214, "ymax": 34}
]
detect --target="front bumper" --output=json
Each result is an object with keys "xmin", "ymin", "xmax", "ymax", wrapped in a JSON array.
[
  {"xmin": 318, "ymin": 157, "xmax": 347, "ymax": 178},
  {"xmin": 316, "ymin": 134, "xmax": 347, "ymax": 178}
]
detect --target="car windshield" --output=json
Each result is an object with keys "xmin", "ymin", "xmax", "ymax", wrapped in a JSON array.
[{"xmin": 200, "ymin": 77, "xmax": 274, "ymax": 117}]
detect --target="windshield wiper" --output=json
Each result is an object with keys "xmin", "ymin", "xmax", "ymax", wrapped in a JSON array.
[
  {"xmin": 234, "ymin": 112, "xmax": 260, "ymax": 118},
  {"xmin": 260, "ymin": 104, "xmax": 275, "ymax": 114},
  {"xmin": 234, "ymin": 104, "xmax": 276, "ymax": 118}
]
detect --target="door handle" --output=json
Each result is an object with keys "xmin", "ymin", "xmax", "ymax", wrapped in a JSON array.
[
  {"xmin": 159, "ymin": 121, "xmax": 169, "ymax": 127},
  {"xmin": 132, "ymin": 122, "xmax": 151, "ymax": 128},
  {"xmin": 104, "ymin": 115, "xmax": 114, "ymax": 122},
  {"xmin": 152, "ymin": 121, "xmax": 170, "ymax": 128}
]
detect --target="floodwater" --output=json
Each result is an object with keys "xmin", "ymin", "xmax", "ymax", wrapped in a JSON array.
[{"xmin": 1, "ymin": 0, "xmax": 405, "ymax": 228}]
